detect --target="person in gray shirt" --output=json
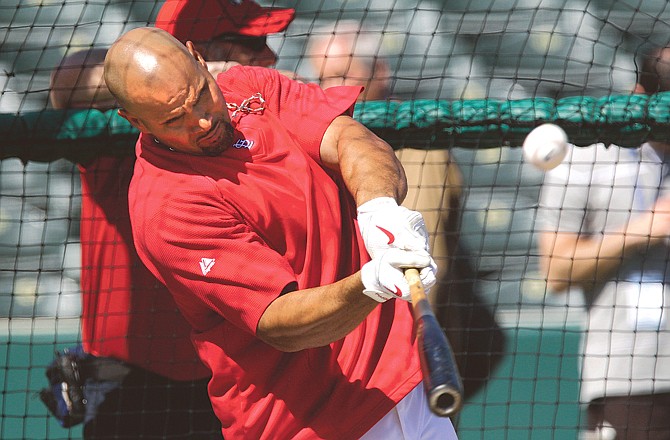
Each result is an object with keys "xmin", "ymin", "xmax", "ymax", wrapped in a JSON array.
[{"xmin": 538, "ymin": 46, "xmax": 670, "ymax": 439}]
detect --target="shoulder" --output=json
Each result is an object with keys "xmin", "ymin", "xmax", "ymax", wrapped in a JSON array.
[{"xmin": 133, "ymin": 151, "xmax": 222, "ymax": 210}]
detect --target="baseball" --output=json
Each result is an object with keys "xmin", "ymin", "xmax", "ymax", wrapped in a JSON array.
[{"xmin": 522, "ymin": 123, "xmax": 568, "ymax": 171}]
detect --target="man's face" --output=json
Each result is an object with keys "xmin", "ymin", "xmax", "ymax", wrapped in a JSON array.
[
  {"xmin": 195, "ymin": 34, "xmax": 277, "ymax": 66},
  {"xmin": 127, "ymin": 55, "xmax": 234, "ymax": 156}
]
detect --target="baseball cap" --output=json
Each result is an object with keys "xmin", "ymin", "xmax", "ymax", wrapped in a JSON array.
[{"xmin": 155, "ymin": 0, "xmax": 295, "ymax": 42}]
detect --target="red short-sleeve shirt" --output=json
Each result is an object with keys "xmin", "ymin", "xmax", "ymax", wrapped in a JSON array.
[{"xmin": 129, "ymin": 66, "xmax": 421, "ymax": 439}]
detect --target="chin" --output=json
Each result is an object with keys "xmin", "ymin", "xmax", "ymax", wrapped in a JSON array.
[{"xmin": 200, "ymin": 144, "xmax": 227, "ymax": 156}]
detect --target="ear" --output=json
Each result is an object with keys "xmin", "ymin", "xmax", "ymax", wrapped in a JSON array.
[
  {"xmin": 633, "ymin": 83, "xmax": 646, "ymax": 94},
  {"xmin": 186, "ymin": 41, "xmax": 208, "ymax": 69},
  {"xmin": 118, "ymin": 108, "xmax": 149, "ymax": 133}
]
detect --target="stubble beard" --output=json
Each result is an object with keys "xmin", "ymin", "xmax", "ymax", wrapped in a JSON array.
[{"xmin": 201, "ymin": 121, "xmax": 235, "ymax": 157}]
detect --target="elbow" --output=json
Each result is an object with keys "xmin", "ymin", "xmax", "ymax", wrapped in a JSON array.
[
  {"xmin": 539, "ymin": 257, "xmax": 571, "ymax": 294},
  {"xmin": 259, "ymin": 335, "xmax": 308, "ymax": 353},
  {"xmin": 257, "ymin": 324, "xmax": 324, "ymax": 353}
]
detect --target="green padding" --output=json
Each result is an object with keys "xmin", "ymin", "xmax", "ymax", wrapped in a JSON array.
[
  {"xmin": 554, "ymin": 96, "xmax": 597, "ymax": 123},
  {"xmin": 648, "ymin": 92, "xmax": 670, "ymax": 123},
  {"xmin": 0, "ymin": 109, "xmax": 136, "ymax": 162},
  {"xmin": 5, "ymin": 93, "xmax": 670, "ymax": 161},
  {"xmin": 394, "ymin": 100, "xmax": 453, "ymax": 129},
  {"xmin": 57, "ymin": 109, "xmax": 108, "ymax": 139},
  {"xmin": 353, "ymin": 101, "xmax": 399, "ymax": 129}
]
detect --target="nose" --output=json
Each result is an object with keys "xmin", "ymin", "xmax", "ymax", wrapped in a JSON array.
[
  {"xmin": 190, "ymin": 107, "xmax": 212, "ymax": 132},
  {"xmin": 199, "ymin": 117, "xmax": 212, "ymax": 131}
]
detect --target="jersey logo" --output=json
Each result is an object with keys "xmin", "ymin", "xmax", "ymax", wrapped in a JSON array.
[
  {"xmin": 199, "ymin": 258, "xmax": 216, "ymax": 276},
  {"xmin": 233, "ymin": 139, "xmax": 254, "ymax": 150},
  {"xmin": 376, "ymin": 226, "xmax": 395, "ymax": 245}
]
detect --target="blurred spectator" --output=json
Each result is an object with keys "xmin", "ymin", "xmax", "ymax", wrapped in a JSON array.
[
  {"xmin": 49, "ymin": 47, "xmax": 221, "ymax": 439},
  {"xmin": 538, "ymin": 45, "xmax": 670, "ymax": 439},
  {"xmin": 42, "ymin": 1, "xmax": 297, "ymax": 437},
  {"xmin": 49, "ymin": 50, "xmax": 116, "ymax": 110},
  {"xmin": 307, "ymin": 21, "xmax": 391, "ymax": 102},
  {"xmin": 307, "ymin": 20, "xmax": 505, "ymax": 400}
]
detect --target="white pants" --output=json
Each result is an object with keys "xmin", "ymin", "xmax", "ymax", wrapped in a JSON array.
[{"xmin": 360, "ymin": 383, "xmax": 458, "ymax": 439}]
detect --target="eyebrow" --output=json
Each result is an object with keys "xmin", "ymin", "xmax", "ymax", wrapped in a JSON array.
[{"xmin": 160, "ymin": 79, "xmax": 207, "ymax": 125}]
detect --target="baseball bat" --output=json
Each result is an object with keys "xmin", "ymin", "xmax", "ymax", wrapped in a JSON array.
[{"xmin": 405, "ymin": 268, "xmax": 464, "ymax": 418}]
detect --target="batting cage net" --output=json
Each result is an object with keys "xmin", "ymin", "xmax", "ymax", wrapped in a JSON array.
[{"xmin": 2, "ymin": 1, "xmax": 670, "ymax": 439}]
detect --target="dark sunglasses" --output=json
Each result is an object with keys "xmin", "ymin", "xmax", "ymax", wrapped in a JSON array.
[{"xmin": 214, "ymin": 34, "xmax": 268, "ymax": 52}]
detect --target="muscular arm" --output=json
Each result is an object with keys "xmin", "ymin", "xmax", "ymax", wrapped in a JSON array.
[
  {"xmin": 257, "ymin": 273, "xmax": 378, "ymax": 352},
  {"xmin": 540, "ymin": 230, "xmax": 634, "ymax": 292},
  {"xmin": 257, "ymin": 115, "xmax": 408, "ymax": 352},
  {"xmin": 320, "ymin": 115, "xmax": 407, "ymax": 205},
  {"xmin": 540, "ymin": 195, "xmax": 670, "ymax": 292}
]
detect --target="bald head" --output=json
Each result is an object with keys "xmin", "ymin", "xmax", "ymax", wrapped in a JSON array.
[
  {"xmin": 104, "ymin": 27, "xmax": 232, "ymax": 156},
  {"xmin": 104, "ymin": 27, "xmax": 204, "ymax": 115},
  {"xmin": 50, "ymin": 48, "xmax": 116, "ymax": 110}
]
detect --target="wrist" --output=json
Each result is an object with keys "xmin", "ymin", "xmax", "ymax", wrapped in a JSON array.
[
  {"xmin": 362, "ymin": 289, "xmax": 392, "ymax": 303},
  {"xmin": 360, "ymin": 260, "xmax": 393, "ymax": 303},
  {"xmin": 357, "ymin": 197, "xmax": 398, "ymax": 214}
]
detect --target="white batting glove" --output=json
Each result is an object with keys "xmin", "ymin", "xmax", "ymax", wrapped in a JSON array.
[
  {"xmin": 357, "ymin": 197, "xmax": 431, "ymax": 259},
  {"xmin": 361, "ymin": 248, "xmax": 437, "ymax": 302}
]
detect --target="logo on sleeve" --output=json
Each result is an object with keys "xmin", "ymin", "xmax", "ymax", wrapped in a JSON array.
[{"xmin": 199, "ymin": 258, "xmax": 216, "ymax": 276}]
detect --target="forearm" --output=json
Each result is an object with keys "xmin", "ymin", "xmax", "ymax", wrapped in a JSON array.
[
  {"xmin": 256, "ymin": 272, "xmax": 379, "ymax": 352},
  {"xmin": 323, "ymin": 116, "xmax": 407, "ymax": 205},
  {"xmin": 540, "ymin": 228, "xmax": 645, "ymax": 292}
]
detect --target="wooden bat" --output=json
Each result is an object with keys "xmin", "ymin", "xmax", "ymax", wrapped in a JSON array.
[{"xmin": 405, "ymin": 268, "xmax": 464, "ymax": 418}]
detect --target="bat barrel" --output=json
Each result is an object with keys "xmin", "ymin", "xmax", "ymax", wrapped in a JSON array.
[
  {"xmin": 405, "ymin": 268, "xmax": 464, "ymax": 418},
  {"xmin": 417, "ymin": 311, "xmax": 464, "ymax": 417}
]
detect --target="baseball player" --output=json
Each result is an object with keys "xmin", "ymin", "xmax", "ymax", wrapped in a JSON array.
[{"xmin": 103, "ymin": 27, "xmax": 458, "ymax": 439}]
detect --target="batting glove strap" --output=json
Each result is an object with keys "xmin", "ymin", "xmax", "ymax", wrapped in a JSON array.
[
  {"xmin": 357, "ymin": 197, "xmax": 431, "ymax": 260},
  {"xmin": 361, "ymin": 248, "xmax": 434, "ymax": 302},
  {"xmin": 418, "ymin": 263, "xmax": 438, "ymax": 294}
]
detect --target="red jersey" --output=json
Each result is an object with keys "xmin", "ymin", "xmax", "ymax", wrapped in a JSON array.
[
  {"xmin": 79, "ymin": 156, "xmax": 208, "ymax": 380},
  {"xmin": 129, "ymin": 66, "xmax": 421, "ymax": 439}
]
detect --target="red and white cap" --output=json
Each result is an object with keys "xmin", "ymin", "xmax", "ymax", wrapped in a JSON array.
[{"xmin": 155, "ymin": 0, "xmax": 295, "ymax": 42}]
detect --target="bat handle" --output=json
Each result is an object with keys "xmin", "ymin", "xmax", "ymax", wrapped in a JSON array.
[{"xmin": 405, "ymin": 268, "xmax": 464, "ymax": 418}]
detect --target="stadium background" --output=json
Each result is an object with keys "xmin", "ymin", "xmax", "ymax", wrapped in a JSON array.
[{"xmin": 2, "ymin": 0, "xmax": 670, "ymax": 438}]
